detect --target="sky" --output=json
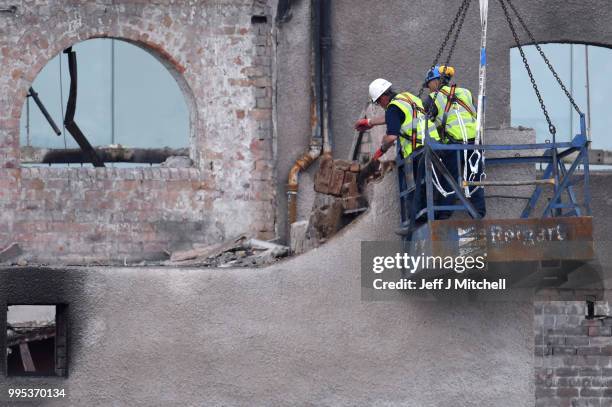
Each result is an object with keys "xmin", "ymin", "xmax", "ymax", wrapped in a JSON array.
[
  {"xmin": 20, "ymin": 38, "xmax": 189, "ymax": 150},
  {"xmin": 511, "ymin": 43, "xmax": 608, "ymax": 149},
  {"xmin": 7, "ymin": 305, "xmax": 55, "ymax": 324}
]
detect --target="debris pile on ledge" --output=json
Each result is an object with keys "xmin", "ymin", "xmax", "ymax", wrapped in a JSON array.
[
  {"xmin": 7, "ymin": 321, "xmax": 56, "ymax": 348},
  {"xmin": 164, "ymin": 236, "xmax": 289, "ymax": 268},
  {"xmin": 0, "ymin": 243, "xmax": 27, "ymax": 266},
  {"xmin": 0, "ymin": 237, "xmax": 290, "ymax": 268}
]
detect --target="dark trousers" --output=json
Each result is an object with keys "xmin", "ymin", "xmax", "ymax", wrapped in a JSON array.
[
  {"xmin": 408, "ymin": 151, "xmax": 427, "ymax": 224},
  {"xmin": 438, "ymin": 148, "xmax": 486, "ymax": 219}
]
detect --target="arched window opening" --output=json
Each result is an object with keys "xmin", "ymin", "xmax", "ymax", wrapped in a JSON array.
[
  {"xmin": 20, "ymin": 38, "xmax": 190, "ymax": 167},
  {"xmin": 511, "ymin": 43, "xmax": 610, "ymax": 166}
]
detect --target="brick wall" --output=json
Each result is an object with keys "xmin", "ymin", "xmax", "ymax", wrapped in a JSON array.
[
  {"xmin": 535, "ymin": 301, "xmax": 612, "ymax": 406},
  {"xmin": 0, "ymin": 1, "xmax": 276, "ymax": 263}
]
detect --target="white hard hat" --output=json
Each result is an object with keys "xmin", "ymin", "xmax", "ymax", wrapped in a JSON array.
[{"xmin": 369, "ymin": 78, "xmax": 392, "ymax": 102}]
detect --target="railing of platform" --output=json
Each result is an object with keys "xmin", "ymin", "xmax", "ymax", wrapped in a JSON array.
[{"xmin": 396, "ymin": 114, "xmax": 591, "ymax": 238}]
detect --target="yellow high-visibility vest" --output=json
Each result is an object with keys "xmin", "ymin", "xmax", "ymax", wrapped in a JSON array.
[
  {"xmin": 430, "ymin": 85, "xmax": 477, "ymax": 143},
  {"xmin": 387, "ymin": 92, "xmax": 440, "ymax": 158}
]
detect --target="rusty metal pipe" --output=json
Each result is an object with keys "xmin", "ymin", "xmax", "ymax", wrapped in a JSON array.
[
  {"xmin": 287, "ymin": 145, "xmax": 320, "ymax": 224},
  {"xmin": 287, "ymin": 0, "xmax": 324, "ymax": 227}
]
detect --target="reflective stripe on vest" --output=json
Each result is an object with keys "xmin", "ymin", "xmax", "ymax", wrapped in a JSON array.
[
  {"xmin": 388, "ymin": 92, "xmax": 440, "ymax": 158},
  {"xmin": 431, "ymin": 86, "xmax": 477, "ymax": 142}
]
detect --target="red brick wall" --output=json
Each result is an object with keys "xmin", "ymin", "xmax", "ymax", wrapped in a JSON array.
[
  {"xmin": 535, "ymin": 301, "xmax": 612, "ymax": 406},
  {"xmin": 0, "ymin": 1, "xmax": 276, "ymax": 264}
]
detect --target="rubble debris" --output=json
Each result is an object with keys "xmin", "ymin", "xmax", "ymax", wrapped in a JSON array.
[
  {"xmin": 314, "ymin": 156, "xmax": 367, "ymax": 211},
  {"xmin": 314, "ymin": 155, "xmax": 393, "ymax": 212},
  {"xmin": 290, "ymin": 194, "xmax": 345, "ymax": 255},
  {"xmin": 165, "ymin": 235, "xmax": 289, "ymax": 267},
  {"xmin": 168, "ymin": 235, "xmax": 247, "ymax": 262},
  {"xmin": 291, "ymin": 159, "xmax": 395, "ymax": 255},
  {"xmin": 7, "ymin": 321, "xmax": 56, "ymax": 348},
  {"xmin": 290, "ymin": 220, "xmax": 311, "ymax": 255},
  {"xmin": 160, "ymin": 155, "xmax": 192, "ymax": 168},
  {"xmin": 6, "ymin": 321, "xmax": 56, "ymax": 374},
  {"xmin": 0, "ymin": 243, "xmax": 23, "ymax": 263},
  {"xmin": 309, "ymin": 194, "xmax": 345, "ymax": 242},
  {"xmin": 248, "ymin": 239, "xmax": 289, "ymax": 257}
]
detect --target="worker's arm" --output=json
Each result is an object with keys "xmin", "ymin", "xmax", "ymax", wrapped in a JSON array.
[
  {"xmin": 372, "ymin": 106, "xmax": 403, "ymax": 160},
  {"xmin": 372, "ymin": 135, "xmax": 396, "ymax": 160},
  {"xmin": 354, "ymin": 114, "xmax": 385, "ymax": 131},
  {"xmin": 368, "ymin": 115, "xmax": 386, "ymax": 126}
]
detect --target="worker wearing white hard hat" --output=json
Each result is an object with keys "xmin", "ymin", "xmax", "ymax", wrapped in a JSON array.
[
  {"xmin": 355, "ymin": 78, "xmax": 440, "ymax": 221},
  {"xmin": 356, "ymin": 78, "xmax": 440, "ymax": 159}
]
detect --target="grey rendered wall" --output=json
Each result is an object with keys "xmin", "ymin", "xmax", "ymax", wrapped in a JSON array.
[
  {"xmin": 3, "ymin": 165, "xmax": 612, "ymax": 406},
  {"xmin": 275, "ymin": 0, "xmax": 612, "ymax": 239},
  {"xmin": 0, "ymin": 174, "xmax": 535, "ymax": 406}
]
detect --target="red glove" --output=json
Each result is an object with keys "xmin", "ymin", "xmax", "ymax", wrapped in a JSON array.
[
  {"xmin": 355, "ymin": 118, "xmax": 373, "ymax": 131},
  {"xmin": 372, "ymin": 148, "xmax": 384, "ymax": 161}
]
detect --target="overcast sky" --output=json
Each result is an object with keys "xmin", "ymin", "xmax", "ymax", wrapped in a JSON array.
[
  {"xmin": 7, "ymin": 305, "xmax": 55, "ymax": 324},
  {"xmin": 511, "ymin": 43, "xmax": 607, "ymax": 149}
]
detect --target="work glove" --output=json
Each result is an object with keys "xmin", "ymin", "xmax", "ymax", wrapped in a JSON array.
[
  {"xmin": 354, "ymin": 118, "xmax": 373, "ymax": 131},
  {"xmin": 372, "ymin": 139, "xmax": 394, "ymax": 161},
  {"xmin": 372, "ymin": 147, "xmax": 384, "ymax": 161}
]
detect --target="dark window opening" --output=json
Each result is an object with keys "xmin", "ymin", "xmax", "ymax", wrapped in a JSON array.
[
  {"xmin": 251, "ymin": 15, "xmax": 268, "ymax": 24},
  {"xmin": 6, "ymin": 304, "xmax": 67, "ymax": 377}
]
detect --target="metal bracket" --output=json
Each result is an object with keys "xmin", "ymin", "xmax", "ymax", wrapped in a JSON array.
[{"xmin": 0, "ymin": 5, "xmax": 17, "ymax": 14}]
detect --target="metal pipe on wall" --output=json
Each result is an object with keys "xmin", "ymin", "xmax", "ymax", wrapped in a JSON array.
[
  {"xmin": 287, "ymin": 0, "xmax": 326, "ymax": 225},
  {"xmin": 585, "ymin": 45, "xmax": 592, "ymax": 141},
  {"xmin": 320, "ymin": 0, "xmax": 332, "ymax": 154},
  {"xmin": 111, "ymin": 39, "xmax": 116, "ymax": 145},
  {"xmin": 569, "ymin": 44, "xmax": 573, "ymax": 138}
]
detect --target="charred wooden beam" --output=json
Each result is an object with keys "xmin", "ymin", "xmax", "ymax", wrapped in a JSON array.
[
  {"xmin": 63, "ymin": 47, "xmax": 105, "ymax": 168},
  {"xmin": 28, "ymin": 87, "xmax": 61, "ymax": 136},
  {"xmin": 7, "ymin": 326, "xmax": 56, "ymax": 348},
  {"xmin": 19, "ymin": 343, "xmax": 36, "ymax": 372},
  {"xmin": 20, "ymin": 146, "xmax": 189, "ymax": 164}
]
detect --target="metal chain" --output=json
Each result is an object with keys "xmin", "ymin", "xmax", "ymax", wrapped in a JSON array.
[
  {"xmin": 429, "ymin": 0, "xmax": 470, "ymax": 71},
  {"xmin": 442, "ymin": 0, "xmax": 471, "ymax": 68},
  {"xmin": 505, "ymin": 0, "xmax": 582, "ymax": 115},
  {"xmin": 429, "ymin": 0, "xmax": 471, "ymax": 114},
  {"xmin": 424, "ymin": 0, "xmax": 471, "ymax": 122},
  {"xmin": 498, "ymin": 0, "xmax": 556, "ymax": 136},
  {"xmin": 418, "ymin": 0, "xmax": 471, "ymax": 98}
]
